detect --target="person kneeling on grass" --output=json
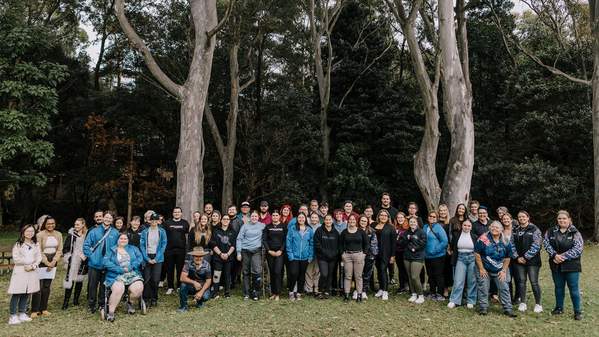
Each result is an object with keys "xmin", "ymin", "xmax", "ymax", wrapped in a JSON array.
[
  {"xmin": 103, "ymin": 233, "xmax": 145, "ymax": 322},
  {"xmin": 178, "ymin": 248, "xmax": 212, "ymax": 312}
]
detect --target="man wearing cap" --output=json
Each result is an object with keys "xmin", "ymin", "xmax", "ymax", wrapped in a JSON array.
[
  {"xmin": 258, "ymin": 201, "xmax": 272, "ymax": 225},
  {"xmin": 178, "ymin": 248, "xmax": 212, "ymax": 312},
  {"xmin": 239, "ymin": 202, "xmax": 252, "ymax": 225}
]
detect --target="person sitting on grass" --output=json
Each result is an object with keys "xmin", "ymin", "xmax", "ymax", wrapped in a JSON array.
[
  {"xmin": 178, "ymin": 247, "xmax": 212, "ymax": 312},
  {"xmin": 103, "ymin": 233, "xmax": 145, "ymax": 322}
]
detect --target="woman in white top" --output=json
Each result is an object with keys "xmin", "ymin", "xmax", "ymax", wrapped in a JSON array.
[
  {"xmin": 447, "ymin": 220, "xmax": 478, "ymax": 309},
  {"xmin": 7, "ymin": 225, "xmax": 41, "ymax": 325},
  {"xmin": 31, "ymin": 216, "xmax": 63, "ymax": 317}
]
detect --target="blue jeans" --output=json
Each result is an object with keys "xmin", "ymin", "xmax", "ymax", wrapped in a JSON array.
[
  {"xmin": 476, "ymin": 268, "xmax": 513, "ymax": 312},
  {"xmin": 449, "ymin": 253, "xmax": 477, "ymax": 305},
  {"xmin": 179, "ymin": 283, "xmax": 211, "ymax": 309},
  {"xmin": 552, "ymin": 271, "xmax": 581, "ymax": 313}
]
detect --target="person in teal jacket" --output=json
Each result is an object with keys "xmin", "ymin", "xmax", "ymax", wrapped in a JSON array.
[
  {"xmin": 285, "ymin": 213, "xmax": 314, "ymax": 300},
  {"xmin": 83, "ymin": 211, "xmax": 120, "ymax": 313},
  {"xmin": 423, "ymin": 211, "xmax": 449, "ymax": 301},
  {"xmin": 140, "ymin": 212, "xmax": 168, "ymax": 306},
  {"xmin": 102, "ymin": 233, "xmax": 145, "ymax": 321}
]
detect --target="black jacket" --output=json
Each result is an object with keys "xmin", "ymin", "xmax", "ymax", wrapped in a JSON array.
[
  {"xmin": 262, "ymin": 222, "xmax": 287, "ymax": 252},
  {"xmin": 546, "ymin": 225, "xmax": 582, "ymax": 273},
  {"xmin": 209, "ymin": 226, "xmax": 237, "ymax": 258},
  {"xmin": 373, "ymin": 223, "xmax": 396, "ymax": 262},
  {"xmin": 399, "ymin": 227, "xmax": 427, "ymax": 261},
  {"xmin": 314, "ymin": 225, "xmax": 340, "ymax": 261},
  {"xmin": 449, "ymin": 230, "xmax": 478, "ymax": 266}
]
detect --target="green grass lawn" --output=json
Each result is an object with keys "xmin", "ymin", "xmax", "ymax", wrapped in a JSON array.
[{"xmin": 0, "ymin": 243, "xmax": 597, "ymax": 337}]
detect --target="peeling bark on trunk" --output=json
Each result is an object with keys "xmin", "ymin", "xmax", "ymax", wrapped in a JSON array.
[{"xmin": 438, "ymin": 0, "xmax": 474, "ymax": 215}]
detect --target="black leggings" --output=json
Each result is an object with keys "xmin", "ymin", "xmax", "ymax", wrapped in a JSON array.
[
  {"xmin": 425, "ymin": 256, "xmax": 445, "ymax": 295},
  {"xmin": 213, "ymin": 258, "xmax": 233, "ymax": 295},
  {"xmin": 514, "ymin": 264, "xmax": 541, "ymax": 304},
  {"xmin": 375, "ymin": 256, "xmax": 390, "ymax": 291},
  {"xmin": 396, "ymin": 251, "xmax": 409, "ymax": 289},
  {"xmin": 31, "ymin": 279, "xmax": 52, "ymax": 312},
  {"xmin": 266, "ymin": 254, "xmax": 284, "ymax": 295},
  {"xmin": 363, "ymin": 257, "xmax": 375, "ymax": 292},
  {"xmin": 165, "ymin": 250, "xmax": 186, "ymax": 289},
  {"xmin": 143, "ymin": 261, "xmax": 163, "ymax": 302},
  {"xmin": 287, "ymin": 260, "xmax": 309, "ymax": 294},
  {"xmin": 318, "ymin": 259, "xmax": 337, "ymax": 294}
]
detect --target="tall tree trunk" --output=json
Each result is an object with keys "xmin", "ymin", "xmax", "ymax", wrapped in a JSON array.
[
  {"xmin": 437, "ymin": 0, "xmax": 474, "ymax": 215},
  {"xmin": 591, "ymin": 0, "xmax": 599, "ymax": 241}
]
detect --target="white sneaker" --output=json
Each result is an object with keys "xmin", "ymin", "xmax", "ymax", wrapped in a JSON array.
[
  {"xmin": 382, "ymin": 291, "xmax": 389, "ymax": 301},
  {"xmin": 466, "ymin": 303, "xmax": 474, "ymax": 309},
  {"xmin": 415, "ymin": 295, "xmax": 425, "ymax": 304},
  {"xmin": 518, "ymin": 303, "xmax": 527, "ymax": 312},
  {"xmin": 158, "ymin": 281, "xmax": 164, "ymax": 288},
  {"xmin": 352, "ymin": 290, "xmax": 358, "ymax": 300},
  {"xmin": 17, "ymin": 313, "xmax": 31, "ymax": 322},
  {"xmin": 408, "ymin": 294, "xmax": 417, "ymax": 302},
  {"xmin": 8, "ymin": 315, "xmax": 21, "ymax": 325},
  {"xmin": 166, "ymin": 288, "xmax": 174, "ymax": 295},
  {"xmin": 361, "ymin": 292, "xmax": 368, "ymax": 300},
  {"xmin": 534, "ymin": 304, "xmax": 543, "ymax": 313},
  {"xmin": 447, "ymin": 302, "xmax": 456, "ymax": 308},
  {"xmin": 375, "ymin": 289, "xmax": 384, "ymax": 298}
]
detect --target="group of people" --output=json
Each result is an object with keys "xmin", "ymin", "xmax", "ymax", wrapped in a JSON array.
[{"xmin": 7, "ymin": 194, "xmax": 585, "ymax": 325}]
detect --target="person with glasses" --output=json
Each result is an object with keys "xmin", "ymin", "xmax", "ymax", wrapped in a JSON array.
[
  {"xmin": 373, "ymin": 209, "xmax": 396, "ymax": 301},
  {"xmin": 423, "ymin": 211, "xmax": 449, "ymax": 301},
  {"xmin": 209, "ymin": 214, "xmax": 237, "ymax": 298}
]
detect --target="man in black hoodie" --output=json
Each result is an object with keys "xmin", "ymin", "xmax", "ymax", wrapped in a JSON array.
[{"xmin": 164, "ymin": 207, "xmax": 190, "ymax": 295}]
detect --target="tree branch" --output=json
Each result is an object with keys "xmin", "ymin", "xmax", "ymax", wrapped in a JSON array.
[
  {"xmin": 519, "ymin": 45, "xmax": 591, "ymax": 85},
  {"xmin": 207, "ymin": 0, "xmax": 235, "ymax": 39},
  {"xmin": 204, "ymin": 104, "xmax": 226, "ymax": 159},
  {"xmin": 114, "ymin": 0, "xmax": 183, "ymax": 98}
]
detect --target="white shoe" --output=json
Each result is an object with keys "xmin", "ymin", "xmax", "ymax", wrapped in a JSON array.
[
  {"xmin": 8, "ymin": 315, "xmax": 21, "ymax": 325},
  {"xmin": 466, "ymin": 303, "xmax": 474, "ymax": 309},
  {"xmin": 382, "ymin": 291, "xmax": 389, "ymax": 301},
  {"xmin": 158, "ymin": 281, "xmax": 164, "ymax": 288},
  {"xmin": 352, "ymin": 290, "xmax": 358, "ymax": 300},
  {"xmin": 361, "ymin": 292, "xmax": 368, "ymax": 300},
  {"xmin": 415, "ymin": 295, "xmax": 425, "ymax": 304},
  {"xmin": 166, "ymin": 288, "xmax": 174, "ymax": 295},
  {"xmin": 17, "ymin": 313, "xmax": 31, "ymax": 322},
  {"xmin": 534, "ymin": 304, "xmax": 543, "ymax": 313},
  {"xmin": 375, "ymin": 290, "xmax": 384, "ymax": 298},
  {"xmin": 518, "ymin": 303, "xmax": 527, "ymax": 312},
  {"xmin": 447, "ymin": 302, "xmax": 456, "ymax": 308},
  {"xmin": 408, "ymin": 294, "xmax": 417, "ymax": 302}
]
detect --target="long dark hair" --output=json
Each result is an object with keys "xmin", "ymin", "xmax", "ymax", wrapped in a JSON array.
[
  {"xmin": 295, "ymin": 213, "xmax": 308, "ymax": 231},
  {"xmin": 40, "ymin": 215, "xmax": 55, "ymax": 231},
  {"xmin": 17, "ymin": 224, "xmax": 37, "ymax": 246}
]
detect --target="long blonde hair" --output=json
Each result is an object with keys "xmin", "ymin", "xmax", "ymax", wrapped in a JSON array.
[{"xmin": 193, "ymin": 213, "xmax": 211, "ymax": 244}]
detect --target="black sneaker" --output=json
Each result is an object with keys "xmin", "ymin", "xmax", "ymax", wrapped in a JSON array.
[
  {"xmin": 551, "ymin": 308, "xmax": 564, "ymax": 315},
  {"xmin": 343, "ymin": 293, "xmax": 350, "ymax": 302},
  {"xmin": 574, "ymin": 312, "xmax": 582, "ymax": 321},
  {"xmin": 504, "ymin": 311, "xmax": 518, "ymax": 318},
  {"xmin": 357, "ymin": 293, "xmax": 362, "ymax": 303},
  {"xmin": 224, "ymin": 293, "xmax": 231, "ymax": 298},
  {"xmin": 479, "ymin": 309, "xmax": 488, "ymax": 316}
]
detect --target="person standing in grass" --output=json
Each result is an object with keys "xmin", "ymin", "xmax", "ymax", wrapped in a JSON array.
[
  {"xmin": 340, "ymin": 214, "xmax": 369, "ymax": 302},
  {"xmin": 474, "ymin": 221, "xmax": 517, "ymax": 317},
  {"xmin": 140, "ymin": 213, "xmax": 168, "ymax": 307},
  {"xmin": 210, "ymin": 214, "xmax": 237, "ymax": 298},
  {"xmin": 423, "ymin": 211, "xmax": 449, "ymax": 302},
  {"xmin": 394, "ymin": 212, "xmax": 410, "ymax": 294},
  {"xmin": 544, "ymin": 210, "xmax": 584, "ymax": 320},
  {"xmin": 263, "ymin": 210, "xmax": 286, "ymax": 300},
  {"xmin": 511, "ymin": 211, "xmax": 543, "ymax": 313},
  {"xmin": 286, "ymin": 212, "xmax": 314, "ymax": 301},
  {"xmin": 373, "ymin": 209, "xmax": 396, "ymax": 301},
  {"xmin": 61, "ymin": 218, "xmax": 88, "ymax": 310},
  {"xmin": 305, "ymin": 212, "xmax": 322, "ymax": 295},
  {"xmin": 236, "ymin": 210, "xmax": 266, "ymax": 301},
  {"xmin": 314, "ymin": 214, "xmax": 339, "ymax": 299},
  {"xmin": 399, "ymin": 216, "xmax": 427, "ymax": 304},
  {"xmin": 7, "ymin": 225, "xmax": 41, "ymax": 325},
  {"xmin": 31, "ymin": 215, "xmax": 63, "ymax": 317},
  {"xmin": 359, "ymin": 214, "xmax": 378, "ymax": 298},
  {"xmin": 447, "ymin": 220, "xmax": 478, "ymax": 309},
  {"xmin": 164, "ymin": 207, "xmax": 190, "ymax": 295}
]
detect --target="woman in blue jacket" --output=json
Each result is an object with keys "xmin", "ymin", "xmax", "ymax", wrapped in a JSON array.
[
  {"xmin": 140, "ymin": 213, "xmax": 167, "ymax": 307},
  {"xmin": 423, "ymin": 210, "xmax": 448, "ymax": 301},
  {"xmin": 102, "ymin": 233, "xmax": 145, "ymax": 321},
  {"xmin": 286, "ymin": 212, "xmax": 314, "ymax": 301}
]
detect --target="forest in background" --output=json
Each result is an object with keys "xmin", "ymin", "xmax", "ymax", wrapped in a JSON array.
[{"xmin": 0, "ymin": 0, "xmax": 595, "ymax": 235}]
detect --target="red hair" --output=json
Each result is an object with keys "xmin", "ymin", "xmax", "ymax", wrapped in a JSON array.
[{"xmin": 280, "ymin": 204, "xmax": 293, "ymax": 225}]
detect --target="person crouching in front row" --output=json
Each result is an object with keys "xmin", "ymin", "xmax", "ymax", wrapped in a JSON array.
[{"xmin": 178, "ymin": 248, "xmax": 212, "ymax": 312}]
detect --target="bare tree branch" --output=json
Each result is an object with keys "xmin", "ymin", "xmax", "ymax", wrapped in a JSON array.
[
  {"xmin": 207, "ymin": 0, "xmax": 235, "ymax": 39},
  {"xmin": 114, "ymin": 0, "xmax": 183, "ymax": 98},
  {"xmin": 204, "ymin": 104, "xmax": 226, "ymax": 159}
]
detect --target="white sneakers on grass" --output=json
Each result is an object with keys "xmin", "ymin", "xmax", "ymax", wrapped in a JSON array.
[
  {"xmin": 8, "ymin": 315, "xmax": 20, "ymax": 325},
  {"xmin": 382, "ymin": 291, "xmax": 389, "ymax": 301},
  {"xmin": 352, "ymin": 290, "xmax": 358, "ymax": 300},
  {"xmin": 375, "ymin": 289, "xmax": 384, "ymax": 298},
  {"xmin": 18, "ymin": 313, "xmax": 31, "ymax": 322},
  {"xmin": 518, "ymin": 303, "xmax": 527, "ymax": 312},
  {"xmin": 447, "ymin": 302, "xmax": 456, "ymax": 309},
  {"xmin": 466, "ymin": 303, "xmax": 474, "ymax": 309},
  {"xmin": 414, "ymin": 295, "xmax": 425, "ymax": 304},
  {"xmin": 534, "ymin": 304, "xmax": 543, "ymax": 313},
  {"xmin": 166, "ymin": 288, "xmax": 174, "ymax": 295},
  {"xmin": 361, "ymin": 292, "xmax": 368, "ymax": 300},
  {"xmin": 408, "ymin": 294, "xmax": 417, "ymax": 302}
]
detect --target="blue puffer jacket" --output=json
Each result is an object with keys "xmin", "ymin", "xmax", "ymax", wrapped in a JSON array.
[
  {"xmin": 83, "ymin": 225, "xmax": 120, "ymax": 269},
  {"xmin": 423, "ymin": 223, "xmax": 448, "ymax": 259},
  {"xmin": 286, "ymin": 225, "xmax": 314, "ymax": 261},
  {"xmin": 103, "ymin": 245, "xmax": 143, "ymax": 287},
  {"xmin": 140, "ymin": 226, "xmax": 168, "ymax": 263}
]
